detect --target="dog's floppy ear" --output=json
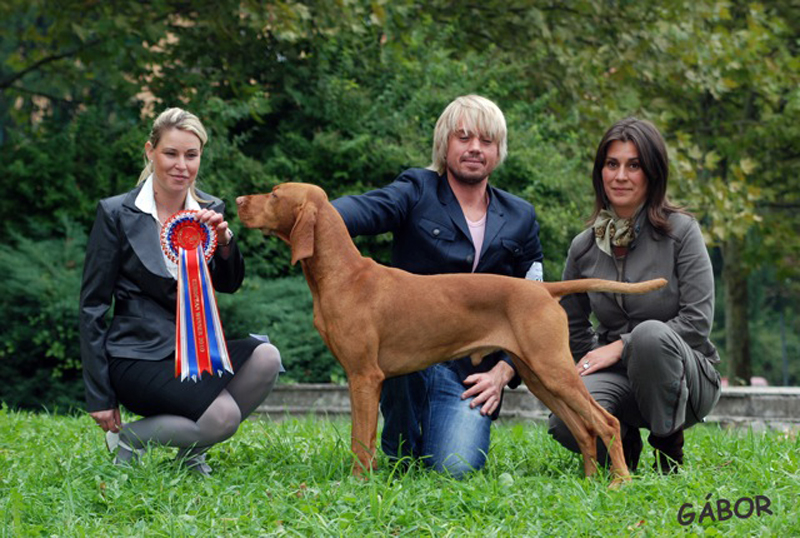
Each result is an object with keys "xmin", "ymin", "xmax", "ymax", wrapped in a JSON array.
[{"xmin": 289, "ymin": 202, "xmax": 317, "ymax": 265}]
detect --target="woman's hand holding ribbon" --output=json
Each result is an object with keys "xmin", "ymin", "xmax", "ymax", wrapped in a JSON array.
[{"xmin": 195, "ymin": 208, "xmax": 232, "ymax": 246}]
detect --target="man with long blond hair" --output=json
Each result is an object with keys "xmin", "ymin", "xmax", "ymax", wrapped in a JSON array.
[{"xmin": 332, "ymin": 95, "xmax": 543, "ymax": 478}]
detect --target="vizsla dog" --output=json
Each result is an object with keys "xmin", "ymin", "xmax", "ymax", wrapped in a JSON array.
[{"xmin": 237, "ymin": 183, "xmax": 666, "ymax": 484}]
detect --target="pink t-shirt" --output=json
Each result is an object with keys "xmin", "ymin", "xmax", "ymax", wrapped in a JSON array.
[{"xmin": 466, "ymin": 213, "xmax": 487, "ymax": 272}]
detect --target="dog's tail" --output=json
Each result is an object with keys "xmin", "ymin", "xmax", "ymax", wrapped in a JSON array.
[{"xmin": 541, "ymin": 278, "xmax": 667, "ymax": 299}]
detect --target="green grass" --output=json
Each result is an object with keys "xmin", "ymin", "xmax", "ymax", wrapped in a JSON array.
[{"xmin": 1, "ymin": 406, "xmax": 798, "ymax": 537}]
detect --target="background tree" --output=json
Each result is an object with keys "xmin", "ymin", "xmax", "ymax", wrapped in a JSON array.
[
  {"xmin": 1, "ymin": 0, "xmax": 797, "ymax": 410},
  {"xmin": 552, "ymin": 1, "xmax": 800, "ymax": 385}
]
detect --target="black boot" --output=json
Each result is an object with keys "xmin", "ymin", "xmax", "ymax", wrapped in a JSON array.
[
  {"xmin": 649, "ymin": 429, "xmax": 684, "ymax": 474},
  {"xmin": 622, "ymin": 427, "xmax": 643, "ymax": 473}
]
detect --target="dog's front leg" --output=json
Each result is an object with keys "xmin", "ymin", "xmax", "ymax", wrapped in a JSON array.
[{"xmin": 347, "ymin": 371, "xmax": 384, "ymax": 477}]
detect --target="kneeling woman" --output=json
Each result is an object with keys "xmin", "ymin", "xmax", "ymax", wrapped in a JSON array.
[
  {"xmin": 548, "ymin": 117, "xmax": 721, "ymax": 473},
  {"xmin": 80, "ymin": 107, "xmax": 281, "ymax": 475}
]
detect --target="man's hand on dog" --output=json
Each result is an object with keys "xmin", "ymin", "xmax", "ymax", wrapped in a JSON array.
[{"xmin": 462, "ymin": 361, "xmax": 516, "ymax": 416}]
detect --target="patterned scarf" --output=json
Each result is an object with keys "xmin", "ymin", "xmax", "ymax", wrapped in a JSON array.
[{"xmin": 593, "ymin": 205, "xmax": 644, "ymax": 257}]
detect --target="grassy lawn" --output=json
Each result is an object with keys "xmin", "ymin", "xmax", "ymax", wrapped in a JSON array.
[{"xmin": 1, "ymin": 406, "xmax": 797, "ymax": 537}]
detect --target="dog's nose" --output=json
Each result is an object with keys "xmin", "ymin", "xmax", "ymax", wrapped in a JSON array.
[{"xmin": 236, "ymin": 196, "xmax": 245, "ymax": 206}]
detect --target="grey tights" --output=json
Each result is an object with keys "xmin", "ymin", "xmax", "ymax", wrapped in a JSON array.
[{"xmin": 118, "ymin": 343, "xmax": 281, "ymax": 460}]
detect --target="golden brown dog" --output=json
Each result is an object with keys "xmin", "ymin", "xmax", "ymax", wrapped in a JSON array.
[{"xmin": 237, "ymin": 183, "xmax": 666, "ymax": 483}]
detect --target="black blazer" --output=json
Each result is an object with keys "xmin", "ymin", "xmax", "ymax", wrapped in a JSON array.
[{"xmin": 79, "ymin": 185, "xmax": 245, "ymax": 412}]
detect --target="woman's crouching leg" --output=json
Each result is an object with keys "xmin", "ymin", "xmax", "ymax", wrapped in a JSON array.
[{"xmin": 226, "ymin": 343, "xmax": 283, "ymax": 419}]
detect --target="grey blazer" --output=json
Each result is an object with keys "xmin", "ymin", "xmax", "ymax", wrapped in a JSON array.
[
  {"xmin": 561, "ymin": 211, "xmax": 720, "ymax": 365},
  {"xmin": 79, "ymin": 185, "xmax": 245, "ymax": 412}
]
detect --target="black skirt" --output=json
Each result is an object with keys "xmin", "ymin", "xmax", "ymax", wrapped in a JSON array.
[{"xmin": 109, "ymin": 337, "xmax": 262, "ymax": 421}]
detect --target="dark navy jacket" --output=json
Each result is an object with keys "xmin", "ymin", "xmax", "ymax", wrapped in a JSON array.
[{"xmin": 332, "ymin": 168, "xmax": 544, "ymax": 399}]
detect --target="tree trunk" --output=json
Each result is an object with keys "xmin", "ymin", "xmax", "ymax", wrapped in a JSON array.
[{"xmin": 722, "ymin": 237, "xmax": 751, "ymax": 385}]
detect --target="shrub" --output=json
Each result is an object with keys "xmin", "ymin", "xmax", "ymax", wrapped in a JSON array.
[{"xmin": 0, "ymin": 218, "xmax": 86, "ymax": 411}]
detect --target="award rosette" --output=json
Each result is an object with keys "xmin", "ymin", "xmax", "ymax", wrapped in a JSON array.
[{"xmin": 161, "ymin": 210, "xmax": 234, "ymax": 381}]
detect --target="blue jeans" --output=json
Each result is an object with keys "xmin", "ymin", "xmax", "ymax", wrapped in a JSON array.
[{"xmin": 380, "ymin": 361, "xmax": 492, "ymax": 479}]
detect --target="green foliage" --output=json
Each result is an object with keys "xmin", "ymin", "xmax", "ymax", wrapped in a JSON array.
[
  {"xmin": 1, "ymin": 410, "xmax": 798, "ymax": 535},
  {"xmin": 2, "ymin": 0, "xmax": 799, "ymax": 396},
  {"xmin": 0, "ymin": 218, "xmax": 87, "ymax": 410},
  {"xmin": 498, "ymin": 97, "xmax": 588, "ymax": 280},
  {"xmin": 0, "ymin": 107, "xmax": 144, "ymax": 234},
  {"xmin": 746, "ymin": 267, "xmax": 800, "ymax": 386}
]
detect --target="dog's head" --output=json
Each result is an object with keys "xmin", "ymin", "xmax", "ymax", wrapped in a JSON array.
[{"xmin": 236, "ymin": 183, "xmax": 328, "ymax": 265}]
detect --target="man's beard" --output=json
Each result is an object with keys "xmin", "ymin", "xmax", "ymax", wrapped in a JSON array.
[{"xmin": 447, "ymin": 163, "xmax": 487, "ymax": 186}]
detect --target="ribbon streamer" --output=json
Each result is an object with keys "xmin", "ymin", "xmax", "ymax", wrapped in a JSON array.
[{"xmin": 162, "ymin": 211, "xmax": 233, "ymax": 381}]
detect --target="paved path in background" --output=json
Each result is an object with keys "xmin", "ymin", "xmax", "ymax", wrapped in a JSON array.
[{"xmin": 257, "ymin": 384, "xmax": 800, "ymax": 431}]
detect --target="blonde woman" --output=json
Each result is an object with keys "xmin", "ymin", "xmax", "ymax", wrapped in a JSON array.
[{"xmin": 80, "ymin": 108, "xmax": 282, "ymax": 475}]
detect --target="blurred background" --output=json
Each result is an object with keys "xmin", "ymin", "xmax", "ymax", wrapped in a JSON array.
[{"xmin": 1, "ymin": 0, "xmax": 798, "ymax": 412}]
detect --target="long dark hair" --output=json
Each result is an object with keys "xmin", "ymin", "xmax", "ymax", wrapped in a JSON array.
[{"xmin": 589, "ymin": 117, "xmax": 687, "ymax": 235}]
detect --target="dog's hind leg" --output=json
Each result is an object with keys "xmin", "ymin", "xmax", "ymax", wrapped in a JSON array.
[
  {"xmin": 586, "ymin": 396, "xmax": 630, "ymax": 486},
  {"xmin": 542, "ymin": 375, "xmax": 630, "ymax": 484},
  {"xmin": 510, "ymin": 355, "xmax": 599, "ymax": 477}
]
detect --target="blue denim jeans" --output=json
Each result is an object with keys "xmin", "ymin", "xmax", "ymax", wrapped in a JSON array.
[{"xmin": 380, "ymin": 361, "xmax": 492, "ymax": 479}]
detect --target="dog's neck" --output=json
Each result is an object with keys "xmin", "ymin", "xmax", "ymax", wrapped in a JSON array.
[{"xmin": 300, "ymin": 203, "xmax": 367, "ymax": 292}]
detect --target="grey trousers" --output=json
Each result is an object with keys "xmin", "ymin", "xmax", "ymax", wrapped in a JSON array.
[{"xmin": 548, "ymin": 320, "xmax": 721, "ymax": 459}]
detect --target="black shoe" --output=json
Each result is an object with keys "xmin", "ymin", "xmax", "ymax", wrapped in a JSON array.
[
  {"xmin": 622, "ymin": 427, "xmax": 643, "ymax": 473},
  {"xmin": 175, "ymin": 450, "xmax": 213, "ymax": 477},
  {"xmin": 649, "ymin": 429, "xmax": 684, "ymax": 474},
  {"xmin": 183, "ymin": 453, "xmax": 213, "ymax": 477},
  {"xmin": 105, "ymin": 430, "xmax": 145, "ymax": 465}
]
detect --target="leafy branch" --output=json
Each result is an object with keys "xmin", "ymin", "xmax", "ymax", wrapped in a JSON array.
[{"xmin": 0, "ymin": 37, "xmax": 103, "ymax": 90}]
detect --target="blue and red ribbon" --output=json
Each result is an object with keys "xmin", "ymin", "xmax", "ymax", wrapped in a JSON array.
[{"xmin": 162, "ymin": 211, "xmax": 233, "ymax": 381}]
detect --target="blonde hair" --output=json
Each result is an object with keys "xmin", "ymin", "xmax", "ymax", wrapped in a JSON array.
[
  {"xmin": 137, "ymin": 108, "xmax": 209, "ymax": 200},
  {"xmin": 429, "ymin": 95, "xmax": 508, "ymax": 175}
]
